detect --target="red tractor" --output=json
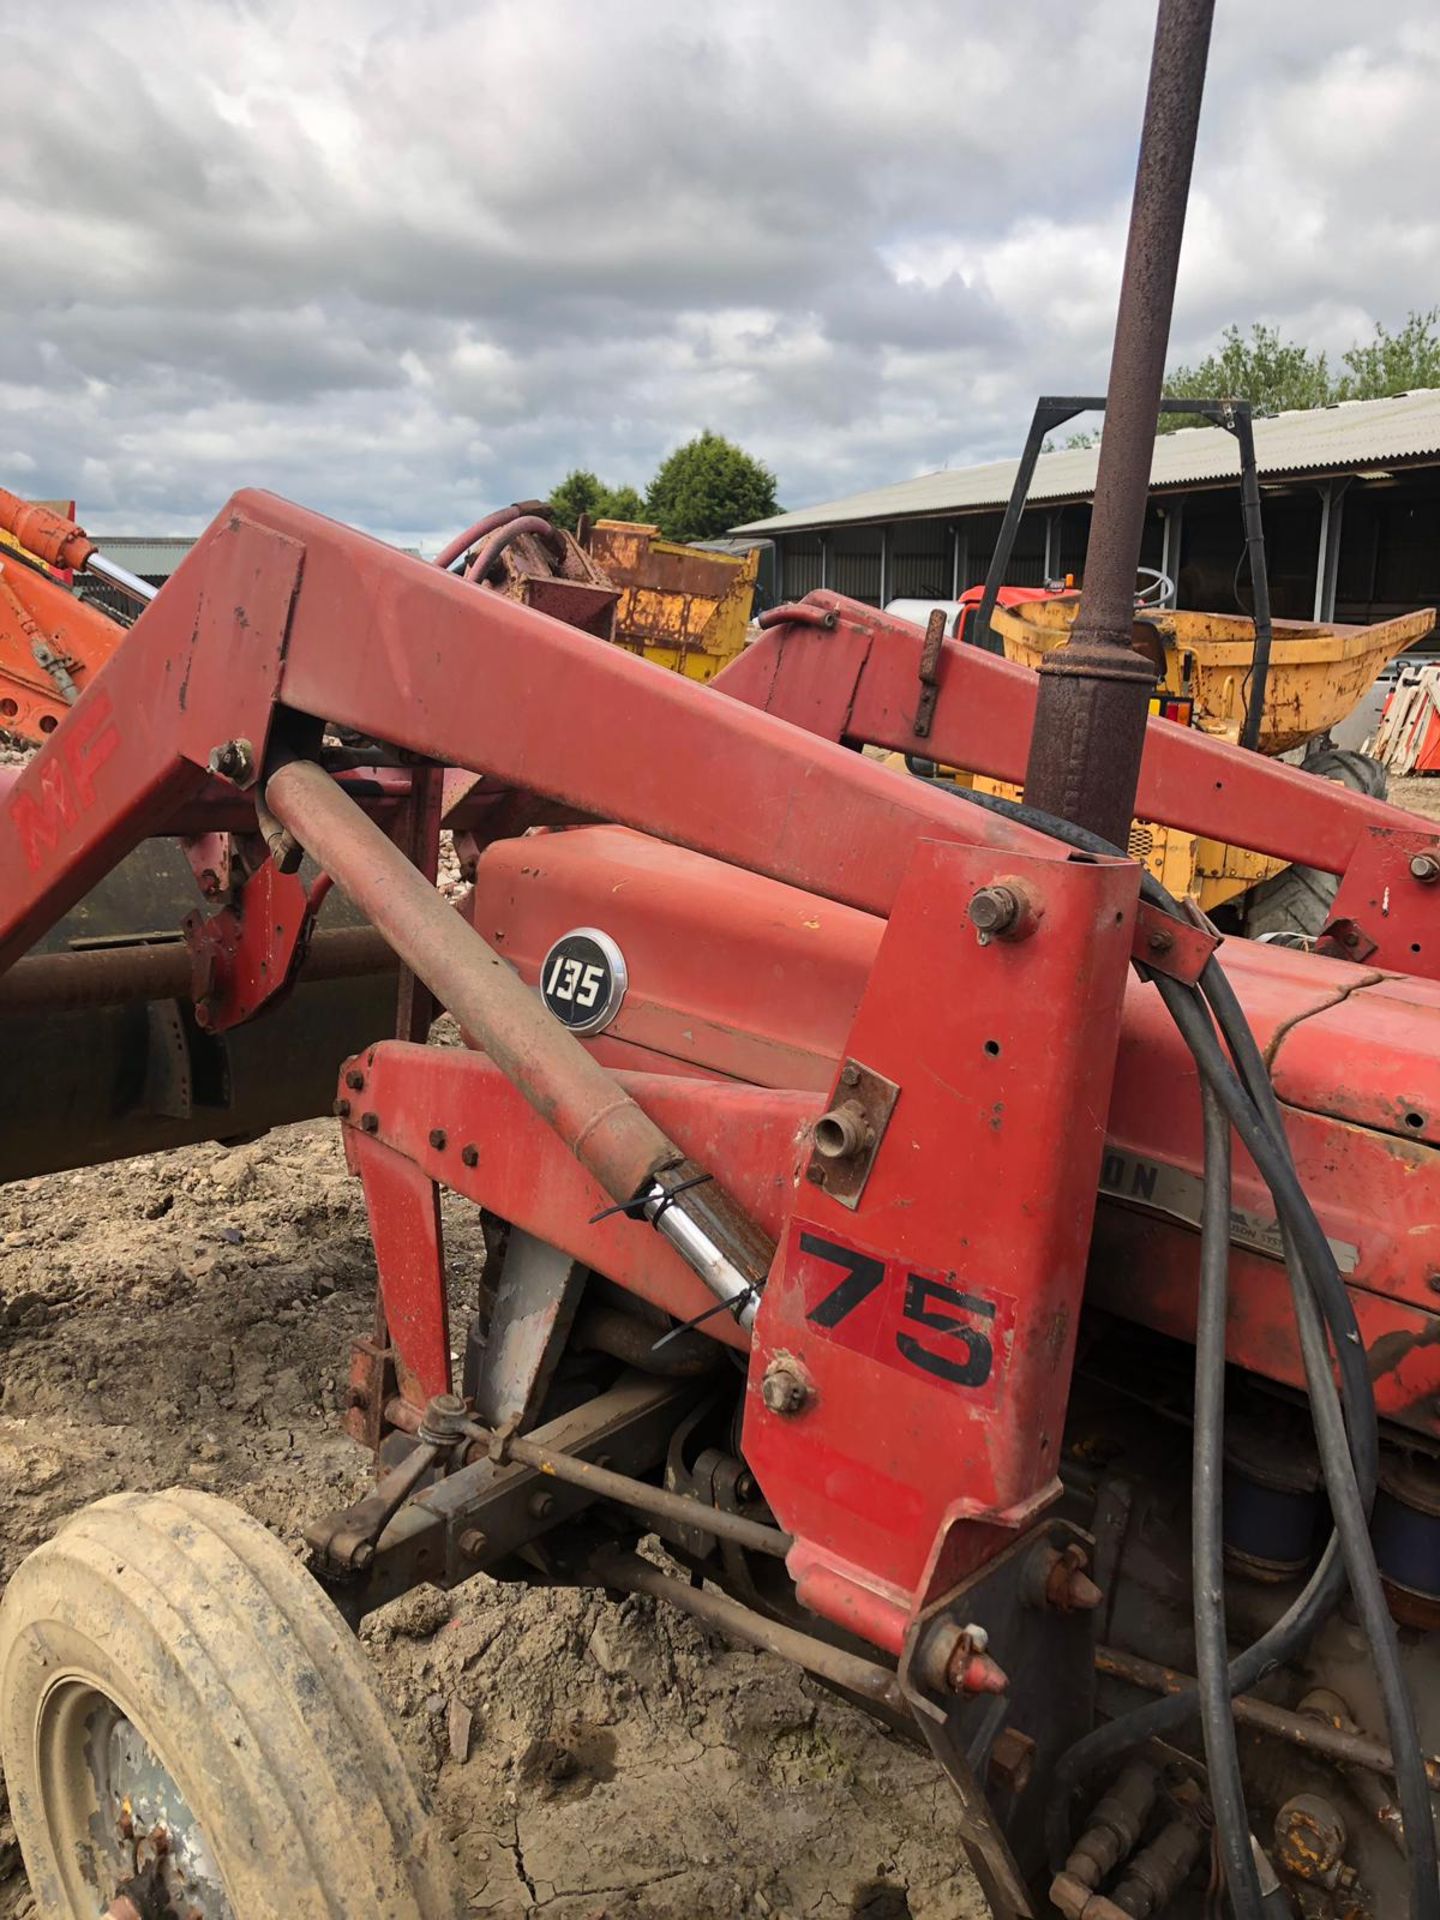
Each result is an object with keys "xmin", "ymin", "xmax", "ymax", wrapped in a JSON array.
[{"xmin": 1, "ymin": 4, "xmax": 1439, "ymax": 1916}]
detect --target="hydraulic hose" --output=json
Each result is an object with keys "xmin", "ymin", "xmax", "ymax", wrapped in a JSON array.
[
  {"xmin": 1193, "ymin": 1080, "xmax": 1266, "ymax": 1917},
  {"xmin": 939, "ymin": 779, "xmax": 1438, "ymax": 1916}
]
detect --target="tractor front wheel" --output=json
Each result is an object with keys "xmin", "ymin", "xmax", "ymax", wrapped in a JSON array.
[{"xmin": 0, "ymin": 1488, "xmax": 463, "ymax": 1919}]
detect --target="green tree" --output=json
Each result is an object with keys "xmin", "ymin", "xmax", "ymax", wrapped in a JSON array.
[
  {"xmin": 1338, "ymin": 307, "xmax": 1440, "ymax": 399},
  {"xmin": 547, "ymin": 469, "xmax": 609, "ymax": 533},
  {"xmin": 1159, "ymin": 322, "xmax": 1334, "ymax": 430},
  {"xmin": 598, "ymin": 483, "xmax": 647, "ymax": 522},
  {"xmin": 644, "ymin": 430, "xmax": 778, "ymax": 540}
]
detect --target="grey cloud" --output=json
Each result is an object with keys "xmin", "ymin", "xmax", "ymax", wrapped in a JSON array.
[{"xmin": 0, "ymin": 1, "xmax": 1436, "ymax": 546}]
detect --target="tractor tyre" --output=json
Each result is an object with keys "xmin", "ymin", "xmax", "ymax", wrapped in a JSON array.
[
  {"xmin": 1241, "ymin": 746, "xmax": 1388, "ymax": 944},
  {"xmin": 0, "ymin": 1487, "xmax": 464, "ymax": 1920}
]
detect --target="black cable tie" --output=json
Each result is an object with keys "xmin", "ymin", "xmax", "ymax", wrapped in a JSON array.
[
  {"xmin": 588, "ymin": 1170, "xmax": 713, "ymax": 1227},
  {"xmin": 650, "ymin": 1285, "xmax": 758, "ymax": 1351}
]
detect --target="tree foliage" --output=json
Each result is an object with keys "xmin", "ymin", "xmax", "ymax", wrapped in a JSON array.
[
  {"xmin": 1159, "ymin": 310, "xmax": 1440, "ymax": 431},
  {"xmin": 1339, "ymin": 308, "xmax": 1440, "ymax": 400},
  {"xmin": 601, "ymin": 483, "xmax": 647, "ymax": 522},
  {"xmin": 546, "ymin": 471, "xmax": 651, "ymax": 533},
  {"xmin": 644, "ymin": 431, "xmax": 778, "ymax": 541},
  {"xmin": 547, "ymin": 434, "xmax": 777, "ymax": 543}
]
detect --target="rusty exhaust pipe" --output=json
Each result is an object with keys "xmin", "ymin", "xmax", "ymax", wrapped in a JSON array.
[{"xmin": 1022, "ymin": 0, "xmax": 1215, "ymax": 846}]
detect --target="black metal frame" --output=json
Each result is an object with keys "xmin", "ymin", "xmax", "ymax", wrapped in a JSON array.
[{"xmin": 971, "ymin": 395, "xmax": 1276, "ymax": 752}]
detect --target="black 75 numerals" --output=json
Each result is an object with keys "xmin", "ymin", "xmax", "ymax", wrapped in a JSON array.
[{"xmin": 799, "ymin": 1232, "xmax": 995, "ymax": 1389}]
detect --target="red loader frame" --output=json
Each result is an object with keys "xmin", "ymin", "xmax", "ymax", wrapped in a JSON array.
[{"xmin": 2, "ymin": 490, "xmax": 1437, "ymax": 1676}]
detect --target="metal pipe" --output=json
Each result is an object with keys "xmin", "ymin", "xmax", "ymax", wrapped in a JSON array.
[
  {"xmin": 1096, "ymin": 1644, "xmax": 1440, "ymax": 1791},
  {"xmin": 265, "ymin": 758, "xmax": 768, "ymax": 1321},
  {"xmin": 464, "ymin": 514, "xmax": 554, "ymax": 582},
  {"xmin": 573, "ymin": 1305, "xmax": 720, "ymax": 1377},
  {"xmin": 267, "ymin": 757, "xmax": 673, "ymax": 1202},
  {"xmin": 0, "ymin": 923, "xmax": 395, "ymax": 1014},
  {"xmin": 434, "ymin": 504, "xmax": 528, "ymax": 573},
  {"xmin": 86, "ymin": 550, "xmax": 158, "ymax": 606},
  {"xmin": 461, "ymin": 1418, "xmax": 792, "ymax": 1558},
  {"xmin": 757, "ymin": 603, "xmax": 838, "ymax": 632},
  {"xmin": 589, "ymin": 1544, "xmax": 905, "ymax": 1712},
  {"xmin": 1022, "ymin": 0, "xmax": 1215, "ymax": 845},
  {"xmin": 1234, "ymin": 409, "xmax": 1275, "ymax": 751}
]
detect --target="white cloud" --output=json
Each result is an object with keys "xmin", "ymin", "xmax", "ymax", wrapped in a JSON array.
[{"xmin": 0, "ymin": 0, "xmax": 1435, "ymax": 546}]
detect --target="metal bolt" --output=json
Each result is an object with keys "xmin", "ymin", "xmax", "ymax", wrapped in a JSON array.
[
  {"xmin": 350, "ymin": 1541, "xmax": 375, "ymax": 1571},
  {"xmin": 761, "ymin": 1358, "xmax": 810, "ymax": 1416},
  {"xmin": 194, "ymin": 998, "xmax": 214, "ymax": 1030},
  {"xmin": 918, "ymin": 1618, "xmax": 1009, "ymax": 1697},
  {"xmin": 1029, "ymin": 1541, "xmax": 1104, "ymax": 1613},
  {"xmin": 458, "ymin": 1527, "xmax": 488, "ymax": 1559},
  {"xmin": 428, "ymin": 1127, "xmax": 447, "ymax": 1150},
  {"xmin": 198, "ymin": 867, "xmax": 221, "ymax": 897},
  {"xmin": 840, "ymin": 1063, "xmax": 861, "ymax": 1090},
  {"xmin": 460, "ymin": 1143, "xmax": 479, "ymax": 1168},
  {"xmin": 333, "ymin": 1097, "xmax": 351, "ymax": 1119},
  {"xmin": 1146, "ymin": 927, "xmax": 1174, "ymax": 955},
  {"xmin": 345, "ymin": 1068, "xmax": 366, "ymax": 1091},
  {"xmin": 1412, "ymin": 852, "xmax": 1440, "ymax": 885},
  {"xmin": 528, "ymin": 1489, "xmax": 556, "ymax": 1520},
  {"xmin": 1341, "ymin": 925, "xmax": 1361, "ymax": 948},
  {"xmin": 988, "ymin": 1726, "xmax": 1037, "ymax": 1796},
  {"xmin": 207, "ymin": 737, "xmax": 254, "ymax": 784},
  {"xmin": 968, "ymin": 884, "xmax": 1023, "ymax": 940},
  {"xmin": 360, "ymin": 1111, "xmax": 379, "ymax": 1134}
]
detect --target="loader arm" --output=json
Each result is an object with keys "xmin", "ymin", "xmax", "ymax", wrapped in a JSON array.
[
  {"xmin": 0, "ymin": 491, "xmax": 1065, "ymax": 976},
  {"xmin": 717, "ymin": 592, "xmax": 1440, "ymax": 975}
]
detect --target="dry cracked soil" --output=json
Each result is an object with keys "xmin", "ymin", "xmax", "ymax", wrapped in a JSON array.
[{"xmin": 0, "ymin": 1119, "xmax": 988, "ymax": 1920}]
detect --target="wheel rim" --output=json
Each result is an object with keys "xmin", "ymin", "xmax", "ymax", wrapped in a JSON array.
[{"xmin": 35, "ymin": 1672, "xmax": 233, "ymax": 1919}]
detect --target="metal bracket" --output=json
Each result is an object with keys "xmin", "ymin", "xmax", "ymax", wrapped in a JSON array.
[
  {"xmin": 914, "ymin": 607, "xmax": 946, "ymax": 739},
  {"xmin": 803, "ymin": 1057, "xmax": 899, "ymax": 1210},
  {"xmin": 900, "ymin": 1517, "xmax": 1100, "ymax": 1918},
  {"xmin": 1131, "ymin": 899, "xmax": 1220, "ymax": 985}
]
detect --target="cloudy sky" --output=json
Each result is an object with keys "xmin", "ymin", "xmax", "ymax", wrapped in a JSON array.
[{"xmin": 1, "ymin": 1, "xmax": 1436, "ymax": 548}]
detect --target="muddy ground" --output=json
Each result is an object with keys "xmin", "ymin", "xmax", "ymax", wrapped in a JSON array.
[{"xmin": 0, "ymin": 1120, "xmax": 988, "ymax": 1919}]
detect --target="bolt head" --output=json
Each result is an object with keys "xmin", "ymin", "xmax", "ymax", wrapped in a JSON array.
[
  {"xmin": 458, "ymin": 1527, "xmax": 488, "ymax": 1559},
  {"xmin": 761, "ymin": 1359, "xmax": 810, "ymax": 1416},
  {"xmin": 460, "ymin": 1143, "xmax": 480, "ymax": 1168},
  {"xmin": 207, "ymin": 737, "xmax": 254, "ymax": 784},
  {"xmin": 968, "ymin": 885, "xmax": 1021, "ymax": 938},
  {"xmin": 428, "ymin": 1127, "xmax": 447, "ymax": 1150},
  {"xmin": 333, "ymin": 1097, "xmax": 351, "ymax": 1119},
  {"xmin": 345, "ymin": 1068, "xmax": 365, "ymax": 1091},
  {"xmin": 528, "ymin": 1489, "xmax": 556, "ymax": 1520},
  {"xmin": 1412, "ymin": 852, "xmax": 1440, "ymax": 885},
  {"xmin": 360, "ymin": 1111, "xmax": 379, "ymax": 1134}
]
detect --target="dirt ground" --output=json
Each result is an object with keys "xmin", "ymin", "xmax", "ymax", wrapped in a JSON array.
[
  {"xmin": 1390, "ymin": 774, "xmax": 1440, "ymax": 822},
  {"xmin": 0, "ymin": 1120, "xmax": 988, "ymax": 1920}
]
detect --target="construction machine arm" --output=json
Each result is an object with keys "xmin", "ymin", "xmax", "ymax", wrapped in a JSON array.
[
  {"xmin": 716, "ymin": 593, "xmax": 1440, "ymax": 974},
  {"xmin": 0, "ymin": 490, "xmax": 1062, "ymax": 978}
]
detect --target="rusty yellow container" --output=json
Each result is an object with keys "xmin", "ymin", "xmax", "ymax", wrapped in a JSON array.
[
  {"xmin": 587, "ymin": 521, "xmax": 758, "ymax": 681},
  {"xmin": 973, "ymin": 598, "xmax": 1435, "ymax": 912}
]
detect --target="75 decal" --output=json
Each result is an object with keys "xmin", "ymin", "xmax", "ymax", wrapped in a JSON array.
[{"xmin": 789, "ymin": 1225, "xmax": 1013, "ymax": 1404}]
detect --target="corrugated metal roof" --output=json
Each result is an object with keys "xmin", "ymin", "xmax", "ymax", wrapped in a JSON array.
[
  {"xmin": 735, "ymin": 387, "xmax": 1440, "ymax": 535},
  {"xmin": 99, "ymin": 536, "xmax": 196, "ymax": 576}
]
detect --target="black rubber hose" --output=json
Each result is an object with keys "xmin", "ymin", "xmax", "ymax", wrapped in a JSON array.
[
  {"xmin": 1156, "ymin": 976, "xmax": 1378, "ymax": 1492},
  {"xmin": 1193, "ymin": 1079, "xmax": 1267, "ymax": 1917},
  {"xmin": 933, "ymin": 784, "xmax": 1422, "ymax": 1888},
  {"xmin": 1198, "ymin": 964, "xmax": 1440, "ymax": 1916}
]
